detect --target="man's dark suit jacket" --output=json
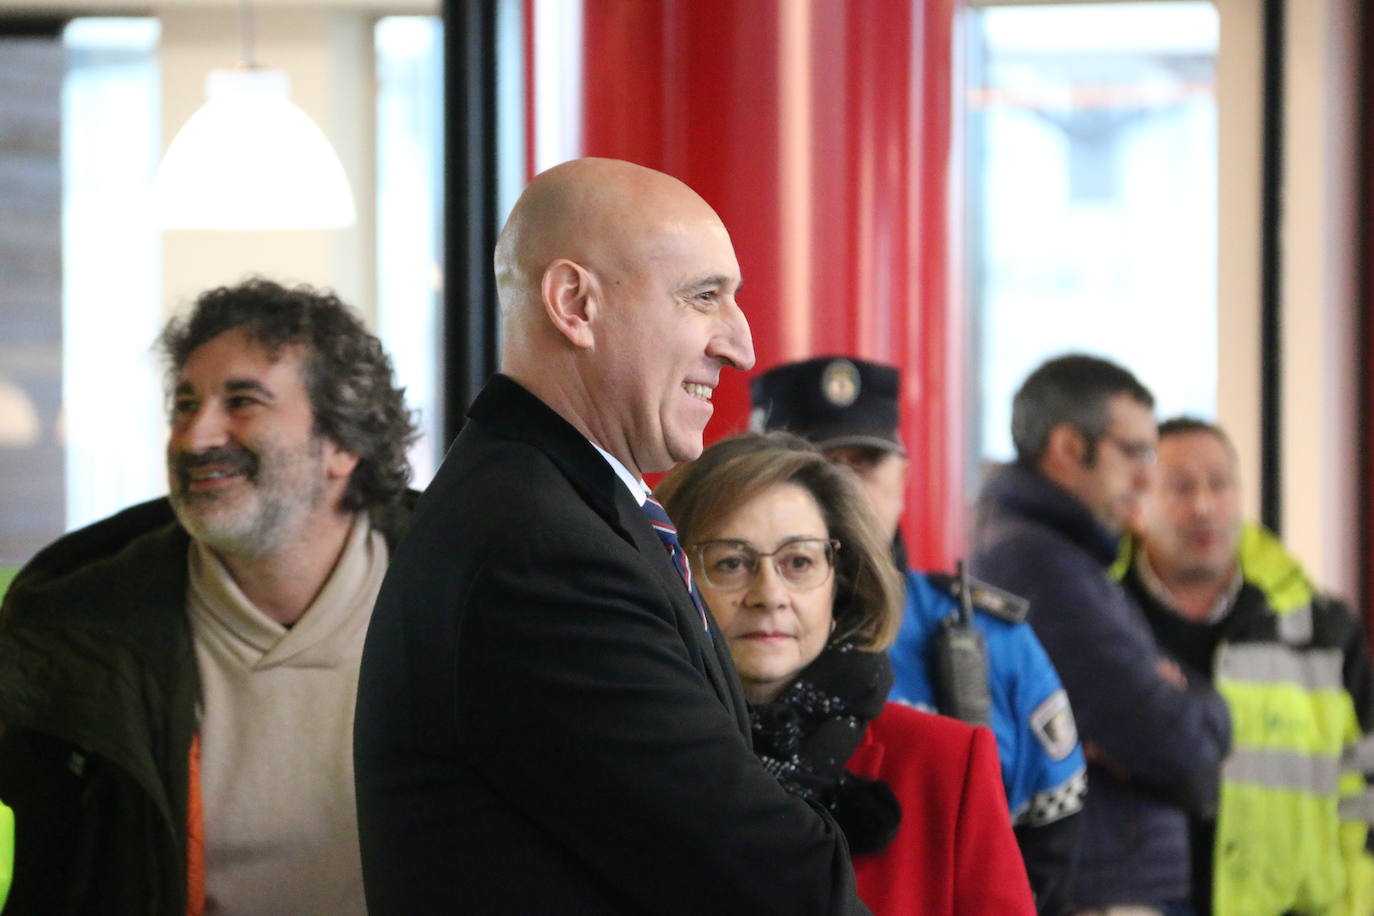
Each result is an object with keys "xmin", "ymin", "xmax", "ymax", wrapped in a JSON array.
[{"xmin": 354, "ymin": 375, "xmax": 866, "ymax": 915}]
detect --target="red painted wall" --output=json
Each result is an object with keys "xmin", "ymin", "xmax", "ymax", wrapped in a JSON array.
[{"xmin": 561, "ymin": 0, "xmax": 963, "ymax": 570}]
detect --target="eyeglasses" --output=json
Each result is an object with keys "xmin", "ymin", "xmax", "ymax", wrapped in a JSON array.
[
  {"xmin": 691, "ymin": 538, "xmax": 840, "ymax": 592},
  {"xmin": 1098, "ymin": 432, "xmax": 1156, "ymax": 464}
]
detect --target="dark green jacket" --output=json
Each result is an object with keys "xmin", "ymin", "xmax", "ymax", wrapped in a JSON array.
[
  {"xmin": 0, "ymin": 496, "xmax": 412, "ymax": 915},
  {"xmin": 0, "ymin": 499, "xmax": 195, "ymax": 914}
]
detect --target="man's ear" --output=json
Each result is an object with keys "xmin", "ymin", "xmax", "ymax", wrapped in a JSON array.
[
  {"xmin": 1044, "ymin": 423, "xmax": 1088, "ymax": 472},
  {"xmin": 540, "ymin": 258, "xmax": 598, "ymax": 349},
  {"xmin": 325, "ymin": 445, "xmax": 360, "ymax": 481}
]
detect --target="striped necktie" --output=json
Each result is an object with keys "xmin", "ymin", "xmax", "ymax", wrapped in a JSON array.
[{"xmin": 642, "ymin": 496, "xmax": 710, "ymax": 634}]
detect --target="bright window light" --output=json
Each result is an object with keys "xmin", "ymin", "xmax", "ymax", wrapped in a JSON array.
[{"xmin": 968, "ymin": 2, "xmax": 1219, "ymax": 466}]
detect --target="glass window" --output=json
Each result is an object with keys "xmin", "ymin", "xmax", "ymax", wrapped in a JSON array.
[
  {"xmin": 375, "ymin": 15, "xmax": 444, "ymax": 487},
  {"xmin": 62, "ymin": 18, "xmax": 165, "ymax": 529},
  {"xmin": 0, "ymin": 18, "xmax": 162, "ymax": 575},
  {"xmin": 0, "ymin": 26, "xmax": 66, "ymax": 572},
  {"xmin": 967, "ymin": 2, "xmax": 1219, "ymax": 468}
]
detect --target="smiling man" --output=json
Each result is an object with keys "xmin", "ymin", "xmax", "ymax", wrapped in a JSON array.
[
  {"xmin": 354, "ymin": 158, "xmax": 869, "ymax": 914},
  {"xmin": 0, "ymin": 279, "xmax": 416, "ymax": 915},
  {"xmin": 970, "ymin": 355, "xmax": 1232, "ymax": 915}
]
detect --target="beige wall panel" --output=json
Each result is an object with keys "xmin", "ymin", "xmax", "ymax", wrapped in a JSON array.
[
  {"xmin": 1214, "ymin": 0, "xmax": 1263, "ymax": 523},
  {"xmin": 1279, "ymin": 0, "xmax": 1360, "ymax": 597}
]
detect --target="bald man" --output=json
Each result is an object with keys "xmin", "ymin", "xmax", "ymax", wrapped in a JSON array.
[{"xmin": 354, "ymin": 160, "xmax": 869, "ymax": 914}]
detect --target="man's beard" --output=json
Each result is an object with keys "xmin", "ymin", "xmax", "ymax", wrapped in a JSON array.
[
  {"xmin": 168, "ymin": 438, "xmax": 327, "ymax": 558},
  {"xmin": 1171, "ymin": 536, "xmax": 1239, "ymax": 586}
]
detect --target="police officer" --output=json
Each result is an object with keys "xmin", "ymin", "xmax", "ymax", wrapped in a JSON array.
[{"xmin": 752, "ymin": 356, "xmax": 1086, "ymax": 915}]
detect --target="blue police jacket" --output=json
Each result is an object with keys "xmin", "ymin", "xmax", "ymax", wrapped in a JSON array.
[{"xmin": 888, "ymin": 570, "xmax": 1086, "ymax": 828}]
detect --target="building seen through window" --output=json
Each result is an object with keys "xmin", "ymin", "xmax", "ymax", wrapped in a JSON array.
[{"xmin": 967, "ymin": 2, "xmax": 1219, "ymax": 473}]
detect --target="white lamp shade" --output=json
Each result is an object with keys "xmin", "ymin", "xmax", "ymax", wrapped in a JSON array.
[{"xmin": 152, "ymin": 68, "xmax": 357, "ymax": 230}]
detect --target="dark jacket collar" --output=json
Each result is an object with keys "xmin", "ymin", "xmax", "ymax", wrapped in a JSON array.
[
  {"xmin": 981, "ymin": 462, "xmax": 1120, "ymax": 566},
  {"xmin": 467, "ymin": 375, "xmax": 747, "ymax": 725},
  {"xmin": 465, "ymin": 374, "xmax": 692, "ymax": 609},
  {"xmin": 467, "ymin": 374, "xmax": 628, "ymax": 524}
]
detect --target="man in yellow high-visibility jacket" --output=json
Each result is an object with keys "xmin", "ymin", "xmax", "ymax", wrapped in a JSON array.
[{"xmin": 1120, "ymin": 416, "xmax": 1374, "ymax": 916}]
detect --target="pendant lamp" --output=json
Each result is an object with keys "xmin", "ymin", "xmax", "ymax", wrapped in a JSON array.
[{"xmin": 151, "ymin": 0, "xmax": 356, "ymax": 230}]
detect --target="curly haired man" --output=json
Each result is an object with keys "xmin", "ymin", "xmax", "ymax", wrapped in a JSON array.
[{"xmin": 0, "ymin": 278, "xmax": 417, "ymax": 915}]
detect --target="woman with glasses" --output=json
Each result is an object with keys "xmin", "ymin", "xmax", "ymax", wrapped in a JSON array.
[{"xmin": 656, "ymin": 433, "xmax": 1034, "ymax": 915}]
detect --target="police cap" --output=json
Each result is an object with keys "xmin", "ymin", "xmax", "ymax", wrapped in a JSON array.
[{"xmin": 749, "ymin": 356, "xmax": 905, "ymax": 455}]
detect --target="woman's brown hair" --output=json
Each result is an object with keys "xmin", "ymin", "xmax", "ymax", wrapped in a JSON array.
[{"xmin": 655, "ymin": 431, "xmax": 903, "ymax": 651}]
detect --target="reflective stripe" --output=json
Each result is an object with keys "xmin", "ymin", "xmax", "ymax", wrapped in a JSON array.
[
  {"xmin": 1347, "ymin": 733, "xmax": 1374, "ymax": 771},
  {"xmin": 1219, "ymin": 643, "xmax": 1343, "ymax": 691},
  {"xmin": 0, "ymin": 800, "xmax": 11, "ymax": 912},
  {"xmin": 1223, "ymin": 746, "xmax": 1341, "ymax": 796},
  {"xmin": 1340, "ymin": 790, "xmax": 1374, "ymax": 824},
  {"xmin": 1275, "ymin": 601, "xmax": 1313, "ymax": 643}
]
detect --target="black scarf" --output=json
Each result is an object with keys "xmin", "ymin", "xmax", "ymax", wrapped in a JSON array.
[{"xmin": 749, "ymin": 642, "xmax": 902, "ymax": 855}]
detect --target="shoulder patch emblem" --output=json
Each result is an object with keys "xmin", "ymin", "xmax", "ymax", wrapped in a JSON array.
[
  {"xmin": 820, "ymin": 359, "xmax": 861, "ymax": 407},
  {"xmin": 1030, "ymin": 689, "xmax": 1078, "ymax": 762}
]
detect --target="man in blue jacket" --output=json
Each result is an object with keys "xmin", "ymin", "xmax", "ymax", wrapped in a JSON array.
[
  {"xmin": 753, "ymin": 356, "xmax": 1086, "ymax": 914},
  {"xmin": 971, "ymin": 354, "xmax": 1231, "ymax": 914}
]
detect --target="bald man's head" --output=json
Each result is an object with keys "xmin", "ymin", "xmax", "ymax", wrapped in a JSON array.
[
  {"xmin": 495, "ymin": 158, "xmax": 721, "ymax": 317},
  {"xmin": 494, "ymin": 158, "xmax": 755, "ymax": 479}
]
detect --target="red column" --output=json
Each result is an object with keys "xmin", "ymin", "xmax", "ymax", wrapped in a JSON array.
[{"xmin": 566, "ymin": 0, "xmax": 963, "ymax": 570}]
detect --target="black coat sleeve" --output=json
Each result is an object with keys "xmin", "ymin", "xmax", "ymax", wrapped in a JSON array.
[
  {"xmin": 1015, "ymin": 810, "xmax": 1082, "ymax": 916},
  {"xmin": 975, "ymin": 542, "xmax": 1231, "ymax": 813}
]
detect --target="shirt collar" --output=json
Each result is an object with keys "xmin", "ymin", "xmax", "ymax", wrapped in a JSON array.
[
  {"xmin": 1134, "ymin": 547, "xmax": 1242, "ymax": 624},
  {"xmin": 589, "ymin": 441, "xmax": 649, "ymax": 506}
]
